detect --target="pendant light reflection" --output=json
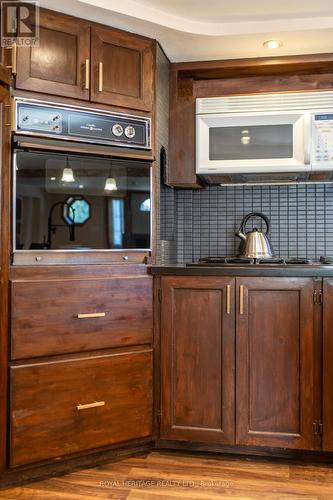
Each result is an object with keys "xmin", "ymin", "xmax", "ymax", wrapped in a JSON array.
[
  {"xmin": 61, "ymin": 157, "xmax": 75, "ymax": 183},
  {"xmin": 105, "ymin": 161, "xmax": 118, "ymax": 191}
]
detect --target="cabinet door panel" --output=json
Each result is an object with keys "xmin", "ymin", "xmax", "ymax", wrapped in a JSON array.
[
  {"xmin": 160, "ymin": 276, "xmax": 235, "ymax": 444},
  {"xmin": 15, "ymin": 10, "xmax": 90, "ymax": 100},
  {"xmin": 10, "ymin": 349, "xmax": 153, "ymax": 467},
  {"xmin": 11, "ymin": 276, "xmax": 153, "ymax": 359},
  {"xmin": 236, "ymin": 277, "xmax": 315, "ymax": 450},
  {"xmin": 91, "ymin": 26, "xmax": 154, "ymax": 111},
  {"xmin": 0, "ymin": 47, "xmax": 11, "ymax": 85},
  {"xmin": 323, "ymin": 279, "xmax": 333, "ymax": 450}
]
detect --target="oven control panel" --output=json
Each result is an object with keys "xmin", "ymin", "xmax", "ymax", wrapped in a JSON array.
[
  {"xmin": 15, "ymin": 99, "xmax": 151, "ymax": 149},
  {"xmin": 312, "ymin": 113, "xmax": 333, "ymax": 168}
]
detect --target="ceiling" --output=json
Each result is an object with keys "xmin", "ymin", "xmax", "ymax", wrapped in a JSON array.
[{"xmin": 39, "ymin": 0, "xmax": 333, "ymax": 62}]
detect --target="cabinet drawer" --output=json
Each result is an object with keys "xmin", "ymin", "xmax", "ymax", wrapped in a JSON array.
[
  {"xmin": 10, "ymin": 349, "xmax": 153, "ymax": 467},
  {"xmin": 11, "ymin": 276, "xmax": 153, "ymax": 359}
]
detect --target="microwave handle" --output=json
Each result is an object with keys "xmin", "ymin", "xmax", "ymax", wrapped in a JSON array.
[{"xmin": 303, "ymin": 113, "xmax": 312, "ymax": 165}]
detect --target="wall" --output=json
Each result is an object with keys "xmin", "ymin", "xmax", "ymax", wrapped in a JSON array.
[{"xmin": 160, "ymin": 183, "xmax": 333, "ymax": 263}]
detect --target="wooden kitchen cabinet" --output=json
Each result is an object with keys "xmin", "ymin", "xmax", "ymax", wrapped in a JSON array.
[
  {"xmin": 11, "ymin": 276, "xmax": 153, "ymax": 359},
  {"xmin": 10, "ymin": 348, "xmax": 153, "ymax": 467},
  {"xmin": 0, "ymin": 48, "xmax": 11, "ymax": 86},
  {"xmin": 90, "ymin": 25, "xmax": 154, "ymax": 111},
  {"xmin": 236, "ymin": 277, "xmax": 316, "ymax": 450},
  {"xmin": 15, "ymin": 10, "xmax": 91, "ymax": 100},
  {"xmin": 14, "ymin": 9, "xmax": 154, "ymax": 112},
  {"xmin": 323, "ymin": 279, "xmax": 333, "ymax": 450},
  {"xmin": 159, "ymin": 275, "xmax": 318, "ymax": 451},
  {"xmin": 160, "ymin": 276, "xmax": 236, "ymax": 444}
]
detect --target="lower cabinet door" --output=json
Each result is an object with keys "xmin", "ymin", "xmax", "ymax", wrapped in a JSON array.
[
  {"xmin": 236, "ymin": 277, "xmax": 316, "ymax": 450},
  {"xmin": 323, "ymin": 279, "xmax": 333, "ymax": 450},
  {"xmin": 160, "ymin": 276, "xmax": 235, "ymax": 444},
  {"xmin": 10, "ymin": 349, "xmax": 153, "ymax": 467}
]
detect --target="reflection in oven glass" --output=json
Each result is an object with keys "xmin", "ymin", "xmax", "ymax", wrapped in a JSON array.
[{"xmin": 15, "ymin": 151, "xmax": 151, "ymax": 250}]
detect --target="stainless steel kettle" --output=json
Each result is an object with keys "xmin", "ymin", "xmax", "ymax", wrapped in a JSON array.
[{"xmin": 236, "ymin": 212, "xmax": 274, "ymax": 259}]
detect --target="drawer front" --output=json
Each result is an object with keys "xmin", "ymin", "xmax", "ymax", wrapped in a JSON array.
[
  {"xmin": 10, "ymin": 349, "xmax": 153, "ymax": 467},
  {"xmin": 11, "ymin": 276, "xmax": 153, "ymax": 359}
]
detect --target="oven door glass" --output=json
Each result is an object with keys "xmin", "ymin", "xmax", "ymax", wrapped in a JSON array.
[{"xmin": 14, "ymin": 151, "xmax": 151, "ymax": 251}]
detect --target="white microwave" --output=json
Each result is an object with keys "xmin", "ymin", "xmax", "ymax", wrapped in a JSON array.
[{"xmin": 196, "ymin": 92, "xmax": 333, "ymax": 178}]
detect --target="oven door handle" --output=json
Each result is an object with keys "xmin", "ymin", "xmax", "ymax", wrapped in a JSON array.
[{"xmin": 13, "ymin": 137, "xmax": 155, "ymax": 161}]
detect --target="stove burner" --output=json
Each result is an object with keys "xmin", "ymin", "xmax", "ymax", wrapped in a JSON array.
[
  {"xmin": 285, "ymin": 258, "xmax": 311, "ymax": 265},
  {"xmin": 198, "ymin": 257, "xmax": 227, "ymax": 264},
  {"xmin": 256, "ymin": 258, "xmax": 284, "ymax": 264}
]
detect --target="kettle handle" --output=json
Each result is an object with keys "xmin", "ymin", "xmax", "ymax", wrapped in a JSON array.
[{"xmin": 240, "ymin": 212, "xmax": 271, "ymax": 235}]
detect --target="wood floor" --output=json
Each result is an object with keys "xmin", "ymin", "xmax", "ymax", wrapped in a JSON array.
[{"xmin": 1, "ymin": 451, "xmax": 333, "ymax": 499}]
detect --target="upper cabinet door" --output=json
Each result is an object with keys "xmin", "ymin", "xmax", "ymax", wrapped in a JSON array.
[
  {"xmin": 15, "ymin": 10, "xmax": 90, "ymax": 100},
  {"xmin": 236, "ymin": 277, "xmax": 316, "ymax": 450},
  {"xmin": 0, "ymin": 48, "xmax": 11, "ymax": 86},
  {"xmin": 160, "ymin": 276, "xmax": 236, "ymax": 445},
  {"xmin": 91, "ymin": 26, "xmax": 154, "ymax": 112}
]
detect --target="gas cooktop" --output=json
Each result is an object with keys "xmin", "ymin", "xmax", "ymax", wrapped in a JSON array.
[{"xmin": 187, "ymin": 256, "xmax": 333, "ymax": 267}]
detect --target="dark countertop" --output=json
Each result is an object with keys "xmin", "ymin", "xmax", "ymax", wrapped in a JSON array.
[{"xmin": 150, "ymin": 264, "xmax": 333, "ymax": 278}]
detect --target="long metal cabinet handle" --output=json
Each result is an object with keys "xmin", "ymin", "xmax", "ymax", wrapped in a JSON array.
[
  {"xmin": 77, "ymin": 401, "xmax": 105, "ymax": 411},
  {"xmin": 98, "ymin": 62, "xmax": 103, "ymax": 92},
  {"xmin": 85, "ymin": 59, "xmax": 90, "ymax": 90},
  {"xmin": 239, "ymin": 285, "xmax": 244, "ymax": 315},
  {"xmin": 77, "ymin": 312, "xmax": 106, "ymax": 319},
  {"xmin": 226, "ymin": 285, "xmax": 231, "ymax": 314},
  {"xmin": 6, "ymin": 42, "xmax": 17, "ymax": 75}
]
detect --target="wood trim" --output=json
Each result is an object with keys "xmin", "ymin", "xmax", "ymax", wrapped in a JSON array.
[
  {"xmin": 1, "ymin": 440, "xmax": 153, "ymax": 487},
  {"xmin": 0, "ymin": 85, "xmax": 11, "ymax": 472},
  {"xmin": 194, "ymin": 73, "xmax": 333, "ymax": 97},
  {"xmin": 168, "ymin": 71, "xmax": 201, "ymax": 188},
  {"xmin": 153, "ymin": 276, "xmax": 161, "ymax": 440},
  {"xmin": 10, "ymin": 264, "xmax": 151, "ymax": 281},
  {"xmin": 171, "ymin": 53, "xmax": 333, "ymax": 79},
  {"xmin": 156, "ymin": 439, "xmax": 333, "ymax": 463}
]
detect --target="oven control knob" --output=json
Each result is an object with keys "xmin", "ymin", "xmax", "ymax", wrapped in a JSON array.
[
  {"xmin": 53, "ymin": 124, "xmax": 60, "ymax": 131},
  {"xmin": 53, "ymin": 115, "xmax": 60, "ymax": 121},
  {"xmin": 112, "ymin": 124, "xmax": 123, "ymax": 137},
  {"xmin": 125, "ymin": 125, "xmax": 135, "ymax": 139},
  {"xmin": 22, "ymin": 114, "xmax": 30, "ymax": 122}
]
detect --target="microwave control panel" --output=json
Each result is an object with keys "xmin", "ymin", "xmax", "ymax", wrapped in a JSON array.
[
  {"xmin": 312, "ymin": 113, "xmax": 333, "ymax": 168},
  {"xmin": 14, "ymin": 99, "xmax": 151, "ymax": 150}
]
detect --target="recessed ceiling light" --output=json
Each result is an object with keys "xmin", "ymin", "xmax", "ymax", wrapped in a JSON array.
[{"xmin": 263, "ymin": 39, "xmax": 282, "ymax": 49}]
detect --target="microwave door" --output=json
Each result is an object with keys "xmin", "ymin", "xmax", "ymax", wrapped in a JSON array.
[{"xmin": 196, "ymin": 113, "xmax": 311, "ymax": 174}]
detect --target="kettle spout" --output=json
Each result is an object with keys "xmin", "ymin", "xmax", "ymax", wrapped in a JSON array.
[{"xmin": 236, "ymin": 231, "xmax": 246, "ymax": 241}]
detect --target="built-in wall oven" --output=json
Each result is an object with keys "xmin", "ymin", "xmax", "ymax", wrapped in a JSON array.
[{"xmin": 12, "ymin": 98, "xmax": 153, "ymax": 265}]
